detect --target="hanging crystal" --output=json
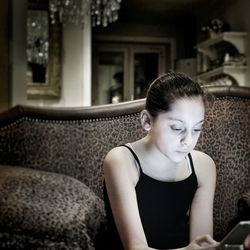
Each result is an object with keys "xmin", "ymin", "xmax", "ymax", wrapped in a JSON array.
[{"xmin": 49, "ymin": 0, "xmax": 122, "ymax": 27}]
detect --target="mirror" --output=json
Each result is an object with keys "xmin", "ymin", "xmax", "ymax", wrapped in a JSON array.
[{"xmin": 26, "ymin": 0, "xmax": 62, "ymax": 98}]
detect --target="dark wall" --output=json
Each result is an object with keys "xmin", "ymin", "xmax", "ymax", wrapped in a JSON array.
[{"xmin": 0, "ymin": 0, "xmax": 10, "ymax": 112}]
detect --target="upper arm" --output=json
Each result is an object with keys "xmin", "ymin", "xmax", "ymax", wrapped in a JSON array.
[
  {"xmin": 189, "ymin": 151, "xmax": 217, "ymax": 240},
  {"xmin": 103, "ymin": 147, "xmax": 148, "ymax": 250}
]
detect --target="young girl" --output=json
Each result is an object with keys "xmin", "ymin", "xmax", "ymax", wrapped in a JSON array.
[{"xmin": 103, "ymin": 72, "xmax": 217, "ymax": 250}]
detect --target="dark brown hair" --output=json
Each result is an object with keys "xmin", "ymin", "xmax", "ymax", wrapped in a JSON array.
[{"xmin": 145, "ymin": 72, "xmax": 206, "ymax": 117}]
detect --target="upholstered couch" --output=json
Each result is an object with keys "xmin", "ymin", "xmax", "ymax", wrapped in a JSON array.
[{"xmin": 0, "ymin": 85, "xmax": 249, "ymax": 249}]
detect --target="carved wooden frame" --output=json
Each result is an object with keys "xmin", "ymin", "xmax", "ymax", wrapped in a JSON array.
[{"xmin": 27, "ymin": 1, "xmax": 62, "ymax": 99}]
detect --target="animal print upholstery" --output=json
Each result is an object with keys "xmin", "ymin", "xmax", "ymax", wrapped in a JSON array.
[
  {"xmin": 195, "ymin": 97, "xmax": 250, "ymax": 240},
  {"xmin": 0, "ymin": 114, "xmax": 145, "ymax": 199},
  {"xmin": 0, "ymin": 165, "xmax": 105, "ymax": 249},
  {"xmin": 0, "ymin": 91, "xmax": 249, "ymax": 246}
]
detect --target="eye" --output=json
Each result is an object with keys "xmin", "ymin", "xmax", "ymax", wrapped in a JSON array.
[
  {"xmin": 170, "ymin": 125, "xmax": 184, "ymax": 132},
  {"xmin": 192, "ymin": 127, "xmax": 202, "ymax": 133}
]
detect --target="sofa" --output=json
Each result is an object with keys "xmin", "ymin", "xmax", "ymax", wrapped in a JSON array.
[{"xmin": 0, "ymin": 85, "xmax": 249, "ymax": 249}]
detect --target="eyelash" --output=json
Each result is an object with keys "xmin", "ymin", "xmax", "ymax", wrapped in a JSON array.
[
  {"xmin": 170, "ymin": 126, "xmax": 202, "ymax": 133},
  {"xmin": 171, "ymin": 126, "xmax": 184, "ymax": 132},
  {"xmin": 193, "ymin": 128, "xmax": 202, "ymax": 132}
]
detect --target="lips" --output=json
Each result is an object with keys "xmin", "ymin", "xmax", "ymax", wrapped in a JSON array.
[{"xmin": 176, "ymin": 151, "xmax": 188, "ymax": 154}]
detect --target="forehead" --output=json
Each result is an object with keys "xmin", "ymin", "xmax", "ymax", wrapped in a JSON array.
[{"xmin": 161, "ymin": 97, "xmax": 205, "ymax": 122}]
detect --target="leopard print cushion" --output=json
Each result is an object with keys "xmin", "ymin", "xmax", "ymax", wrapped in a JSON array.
[{"xmin": 0, "ymin": 165, "xmax": 105, "ymax": 249}]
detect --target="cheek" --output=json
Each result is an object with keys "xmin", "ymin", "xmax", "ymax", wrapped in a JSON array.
[
  {"xmin": 159, "ymin": 132, "xmax": 181, "ymax": 146},
  {"xmin": 192, "ymin": 133, "xmax": 201, "ymax": 145}
]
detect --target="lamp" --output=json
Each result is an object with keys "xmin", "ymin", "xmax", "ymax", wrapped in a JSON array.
[{"xmin": 49, "ymin": 0, "xmax": 122, "ymax": 27}]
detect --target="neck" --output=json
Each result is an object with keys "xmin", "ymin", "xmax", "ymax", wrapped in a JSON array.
[{"xmin": 133, "ymin": 136, "xmax": 182, "ymax": 180}]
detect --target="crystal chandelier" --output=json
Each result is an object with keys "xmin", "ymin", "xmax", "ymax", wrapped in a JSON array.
[{"xmin": 49, "ymin": 0, "xmax": 122, "ymax": 27}]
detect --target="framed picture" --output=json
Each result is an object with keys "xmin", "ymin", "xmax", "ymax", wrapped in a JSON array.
[{"xmin": 26, "ymin": 0, "xmax": 62, "ymax": 99}]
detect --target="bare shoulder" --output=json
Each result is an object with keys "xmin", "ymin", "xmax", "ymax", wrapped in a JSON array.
[
  {"xmin": 104, "ymin": 146, "xmax": 127, "ymax": 164},
  {"xmin": 104, "ymin": 146, "xmax": 129, "ymax": 171},
  {"xmin": 104, "ymin": 146, "xmax": 139, "ymax": 185},
  {"xmin": 191, "ymin": 150, "xmax": 216, "ymax": 184},
  {"xmin": 191, "ymin": 150, "xmax": 215, "ymax": 168}
]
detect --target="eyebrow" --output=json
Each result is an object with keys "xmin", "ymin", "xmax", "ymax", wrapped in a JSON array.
[{"xmin": 168, "ymin": 118, "xmax": 204, "ymax": 125}]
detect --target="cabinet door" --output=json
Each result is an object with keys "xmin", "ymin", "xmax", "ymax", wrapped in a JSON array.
[
  {"xmin": 130, "ymin": 46, "xmax": 165, "ymax": 100},
  {"xmin": 92, "ymin": 43, "xmax": 166, "ymax": 105},
  {"xmin": 92, "ymin": 47, "xmax": 128, "ymax": 105}
]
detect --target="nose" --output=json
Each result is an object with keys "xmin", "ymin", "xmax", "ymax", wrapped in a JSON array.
[{"xmin": 181, "ymin": 131, "xmax": 193, "ymax": 146}]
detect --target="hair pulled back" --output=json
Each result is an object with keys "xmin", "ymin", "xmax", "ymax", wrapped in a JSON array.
[{"xmin": 145, "ymin": 72, "xmax": 206, "ymax": 117}]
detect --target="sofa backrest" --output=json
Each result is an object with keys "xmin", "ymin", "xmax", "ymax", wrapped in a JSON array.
[
  {"xmin": 0, "ymin": 85, "xmax": 249, "ymax": 241},
  {"xmin": 0, "ymin": 99, "xmax": 145, "ymax": 195},
  {"xmin": 195, "ymin": 86, "xmax": 250, "ymax": 240}
]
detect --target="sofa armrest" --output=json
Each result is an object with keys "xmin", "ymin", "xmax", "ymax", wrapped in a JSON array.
[
  {"xmin": 226, "ymin": 190, "xmax": 250, "ymax": 235},
  {"xmin": 238, "ymin": 190, "xmax": 250, "ymax": 219},
  {"xmin": 0, "ymin": 165, "xmax": 105, "ymax": 249}
]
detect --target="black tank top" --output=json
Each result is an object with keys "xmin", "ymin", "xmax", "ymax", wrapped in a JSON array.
[{"xmin": 103, "ymin": 145, "xmax": 198, "ymax": 249}]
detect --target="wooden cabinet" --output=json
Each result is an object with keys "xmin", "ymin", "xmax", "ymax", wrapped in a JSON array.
[{"xmin": 196, "ymin": 32, "xmax": 247, "ymax": 86}]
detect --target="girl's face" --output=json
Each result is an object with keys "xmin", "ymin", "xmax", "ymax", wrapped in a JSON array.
[{"xmin": 149, "ymin": 96, "xmax": 205, "ymax": 163}]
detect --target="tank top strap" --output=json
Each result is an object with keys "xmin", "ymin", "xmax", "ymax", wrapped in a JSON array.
[
  {"xmin": 187, "ymin": 153, "xmax": 195, "ymax": 174},
  {"xmin": 121, "ymin": 144, "xmax": 142, "ymax": 174}
]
